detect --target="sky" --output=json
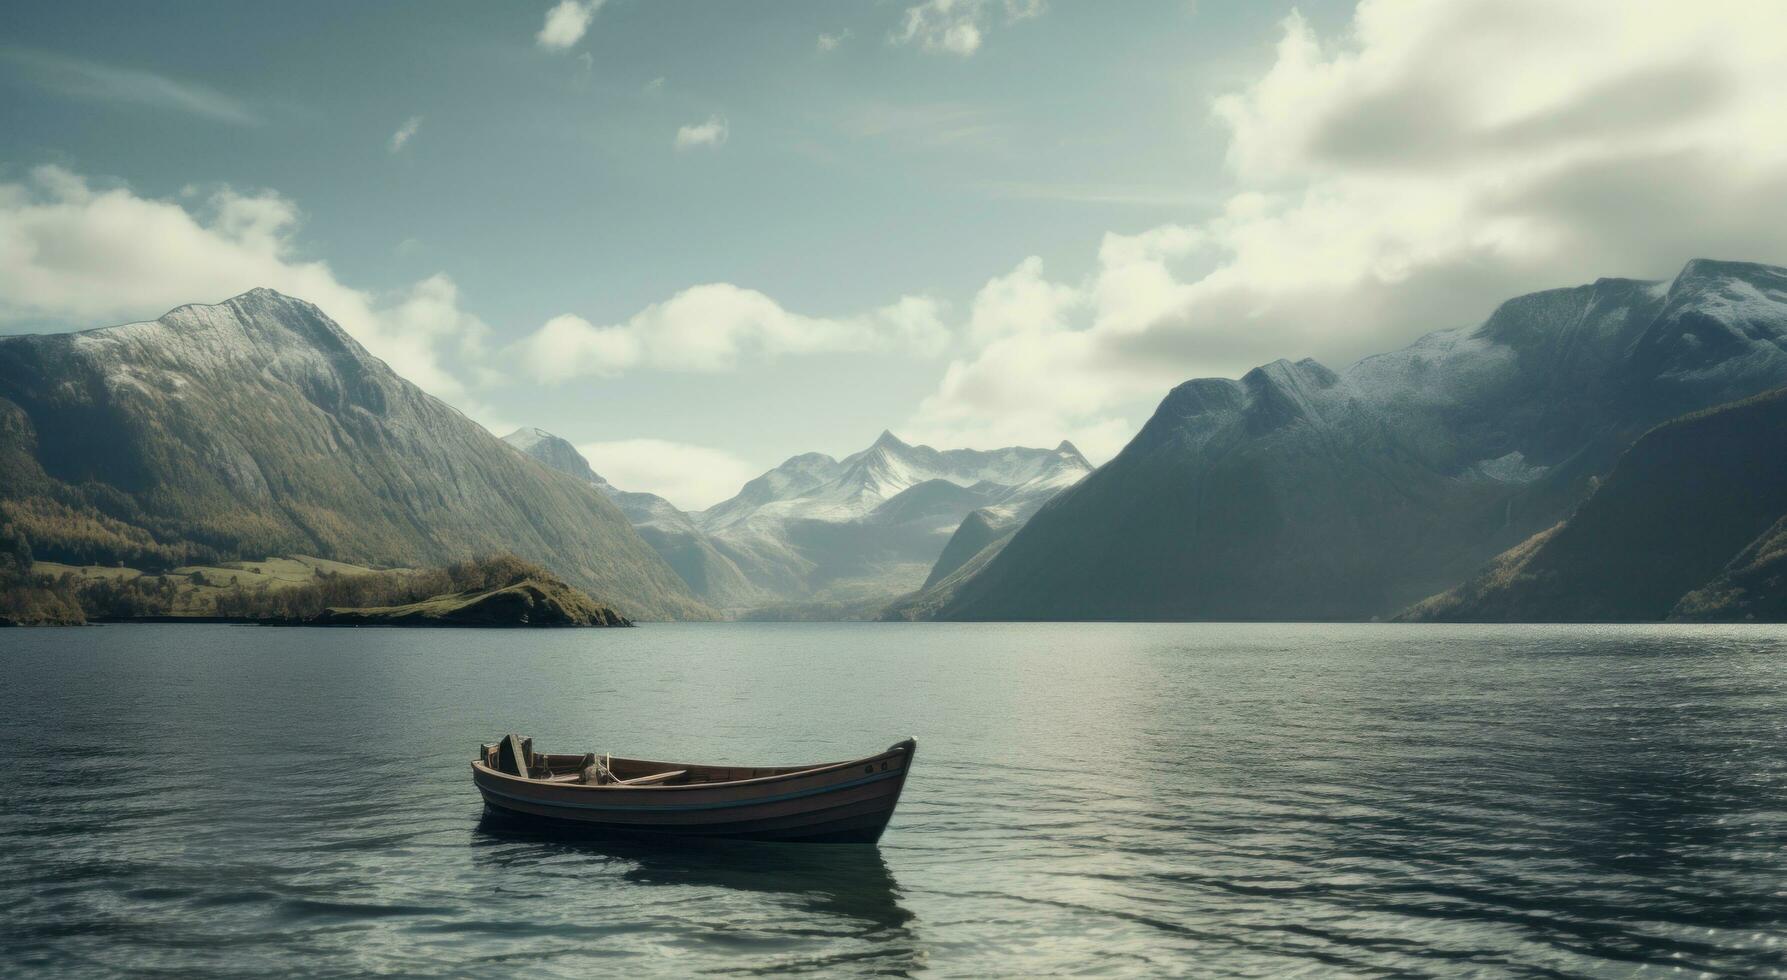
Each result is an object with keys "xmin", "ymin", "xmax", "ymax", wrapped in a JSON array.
[{"xmin": 3, "ymin": 0, "xmax": 1786, "ymax": 509}]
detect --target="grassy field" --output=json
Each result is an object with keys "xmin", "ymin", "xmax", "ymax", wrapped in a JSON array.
[
  {"xmin": 31, "ymin": 556, "xmax": 406, "ymax": 616},
  {"xmin": 10, "ymin": 552, "xmax": 618, "ymax": 626}
]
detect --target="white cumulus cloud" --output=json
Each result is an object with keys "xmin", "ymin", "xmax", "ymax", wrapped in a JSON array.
[
  {"xmin": 673, "ymin": 115, "xmax": 729, "ymax": 150},
  {"xmin": 514, "ymin": 283, "xmax": 948, "ymax": 383},
  {"xmin": 906, "ymin": 0, "xmax": 1787, "ymax": 460},
  {"xmin": 0, "ymin": 165, "xmax": 490, "ymax": 402},
  {"xmin": 537, "ymin": 0, "xmax": 605, "ymax": 50},
  {"xmin": 577, "ymin": 438, "xmax": 758, "ymax": 511},
  {"xmin": 891, "ymin": 0, "xmax": 1045, "ymax": 56}
]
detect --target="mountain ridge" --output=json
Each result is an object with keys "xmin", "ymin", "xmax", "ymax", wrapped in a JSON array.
[
  {"xmin": 0, "ymin": 289, "xmax": 711, "ymax": 620},
  {"xmin": 508, "ymin": 425, "xmax": 1091, "ymax": 616},
  {"xmin": 925, "ymin": 258, "xmax": 1787, "ymax": 622},
  {"xmin": 1399, "ymin": 386, "xmax": 1787, "ymax": 622}
]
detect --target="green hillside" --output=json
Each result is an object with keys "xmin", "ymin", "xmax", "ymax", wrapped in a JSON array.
[{"xmin": 0, "ymin": 289, "xmax": 711, "ymax": 620}]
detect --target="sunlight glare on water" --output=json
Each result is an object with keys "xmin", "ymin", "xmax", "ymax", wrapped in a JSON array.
[{"xmin": 3, "ymin": 622, "xmax": 1785, "ymax": 976}]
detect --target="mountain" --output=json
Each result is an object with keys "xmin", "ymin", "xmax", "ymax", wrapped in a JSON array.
[
  {"xmin": 501, "ymin": 428, "xmax": 769, "ymax": 611},
  {"xmin": 921, "ymin": 438, "xmax": 1089, "ymax": 584},
  {"xmin": 1672, "ymin": 516, "xmax": 1787, "ymax": 622},
  {"xmin": 1401, "ymin": 387, "xmax": 1787, "ymax": 622},
  {"xmin": 928, "ymin": 259, "xmax": 1787, "ymax": 621},
  {"xmin": 0, "ymin": 289, "xmax": 710, "ymax": 621},
  {"xmin": 507, "ymin": 426, "xmax": 1091, "ymax": 616},
  {"xmin": 697, "ymin": 431, "xmax": 1092, "ymax": 616},
  {"xmin": 502, "ymin": 427, "xmax": 602, "ymax": 485},
  {"xmin": 700, "ymin": 430, "xmax": 1090, "ymax": 531},
  {"xmin": 922, "ymin": 509, "xmax": 1003, "ymax": 589},
  {"xmin": 881, "ymin": 439, "xmax": 1097, "ymax": 620}
]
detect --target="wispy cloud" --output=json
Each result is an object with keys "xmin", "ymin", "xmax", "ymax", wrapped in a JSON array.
[
  {"xmin": 845, "ymin": 102, "xmax": 1002, "ymax": 150},
  {"xmin": 817, "ymin": 29, "xmax": 853, "ymax": 53},
  {"xmin": 536, "ymin": 0, "xmax": 605, "ymax": 51},
  {"xmin": 890, "ymin": 0, "xmax": 1045, "ymax": 57},
  {"xmin": 2, "ymin": 48, "xmax": 258, "ymax": 125},
  {"xmin": 674, "ymin": 115, "xmax": 729, "ymax": 151},
  {"xmin": 388, "ymin": 115, "xmax": 423, "ymax": 153}
]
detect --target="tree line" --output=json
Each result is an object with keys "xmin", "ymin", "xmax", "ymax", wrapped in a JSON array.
[{"xmin": 0, "ymin": 533, "xmax": 563, "ymax": 626}]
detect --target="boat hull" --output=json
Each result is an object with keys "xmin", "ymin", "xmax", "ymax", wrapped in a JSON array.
[{"xmin": 471, "ymin": 739, "xmax": 915, "ymax": 844}]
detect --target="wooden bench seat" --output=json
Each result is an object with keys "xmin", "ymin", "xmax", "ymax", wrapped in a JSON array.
[{"xmin": 614, "ymin": 769, "xmax": 687, "ymax": 786}]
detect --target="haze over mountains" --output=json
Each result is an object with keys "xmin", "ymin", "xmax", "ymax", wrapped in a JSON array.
[
  {"xmin": 505, "ymin": 426, "xmax": 1091, "ymax": 616},
  {"xmin": 924, "ymin": 259, "xmax": 1787, "ymax": 622},
  {"xmin": 4, "ymin": 260, "xmax": 1785, "ymax": 624},
  {"xmin": 0, "ymin": 290, "xmax": 709, "ymax": 621}
]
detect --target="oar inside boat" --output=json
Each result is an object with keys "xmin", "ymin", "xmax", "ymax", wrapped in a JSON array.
[{"xmin": 472, "ymin": 735, "xmax": 917, "ymax": 844}]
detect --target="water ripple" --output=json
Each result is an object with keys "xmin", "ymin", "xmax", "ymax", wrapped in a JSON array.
[{"xmin": 4, "ymin": 622, "xmax": 1787, "ymax": 976}]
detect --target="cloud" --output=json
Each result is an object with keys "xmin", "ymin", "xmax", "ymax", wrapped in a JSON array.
[
  {"xmin": 845, "ymin": 102, "xmax": 1002, "ymax": 151},
  {"xmin": 576, "ymin": 439, "xmax": 758, "ymax": 511},
  {"xmin": 964, "ymin": 255, "xmax": 1084, "ymax": 345},
  {"xmin": 1, "ymin": 48, "xmax": 258, "ymax": 125},
  {"xmin": 890, "ymin": 0, "xmax": 1045, "ymax": 56},
  {"xmin": 388, "ymin": 115, "xmax": 423, "ymax": 153},
  {"xmin": 817, "ymin": 29, "xmax": 853, "ymax": 52},
  {"xmin": 0, "ymin": 165, "xmax": 489, "ymax": 401},
  {"xmin": 514, "ymin": 283, "xmax": 948, "ymax": 383},
  {"xmin": 673, "ymin": 115, "xmax": 729, "ymax": 150},
  {"xmin": 906, "ymin": 0, "xmax": 1787, "ymax": 460},
  {"xmin": 537, "ymin": 0, "xmax": 604, "ymax": 50},
  {"xmin": 643, "ymin": 76, "xmax": 666, "ymax": 95}
]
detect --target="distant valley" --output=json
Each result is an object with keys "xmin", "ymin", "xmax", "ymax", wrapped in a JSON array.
[{"xmin": 505, "ymin": 427, "xmax": 1091, "ymax": 618}]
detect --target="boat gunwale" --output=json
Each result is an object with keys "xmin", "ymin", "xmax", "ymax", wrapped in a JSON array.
[
  {"xmin": 476, "ymin": 767, "xmax": 908, "ymax": 813},
  {"xmin": 470, "ymin": 739, "xmax": 913, "ymax": 794}
]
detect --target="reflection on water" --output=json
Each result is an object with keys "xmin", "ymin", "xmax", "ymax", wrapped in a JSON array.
[
  {"xmin": 473, "ymin": 811, "xmax": 915, "ymax": 934},
  {"xmin": 3, "ymin": 622, "xmax": 1787, "ymax": 976}
]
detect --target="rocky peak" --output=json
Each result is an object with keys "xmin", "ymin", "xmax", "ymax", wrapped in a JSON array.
[
  {"xmin": 1631, "ymin": 259, "xmax": 1787, "ymax": 411},
  {"xmin": 871, "ymin": 429, "xmax": 910, "ymax": 452},
  {"xmin": 1240, "ymin": 358, "xmax": 1340, "ymax": 433},
  {"xmin": 502, "ymin": 427, "xmax": 603, "ymax": 486},
  {"xmin": 1054, "ymin": 440, "xmax": 1091, "ymax": 468}
]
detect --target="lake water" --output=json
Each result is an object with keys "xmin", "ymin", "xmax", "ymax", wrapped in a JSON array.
[{"xmin": 3, "ymin": 623, "xmax": 1786, "ymax": 977}]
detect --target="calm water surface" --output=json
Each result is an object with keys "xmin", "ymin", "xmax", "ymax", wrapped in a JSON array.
[{"xmin": 3, "ymin": 623, "xmax": 1786, "ymax": 977}]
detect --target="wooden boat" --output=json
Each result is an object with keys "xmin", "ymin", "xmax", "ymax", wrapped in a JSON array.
[{"xmin": 471, "ymin": 734, "xmax": 917, "ymax": 844}]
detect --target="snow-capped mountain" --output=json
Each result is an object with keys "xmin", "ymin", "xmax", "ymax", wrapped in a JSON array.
[
  {"xmin": 506, "ymin": 426, "xmax": 1092, "ymax": 617},
  {"xmin": 693, "ymin": 431, "xmax": 1091, "ymax": 616},
  {"xmin": 926, "ymin": 259, "xmax": 1787, "ymax": 622},
  {"xmin": 0, "ymin": 289, "xmax": 710, "ymax": 621},
  {"xmin": 698, "ymin": 430, "xmax": 1090, "ymax": 532}
]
